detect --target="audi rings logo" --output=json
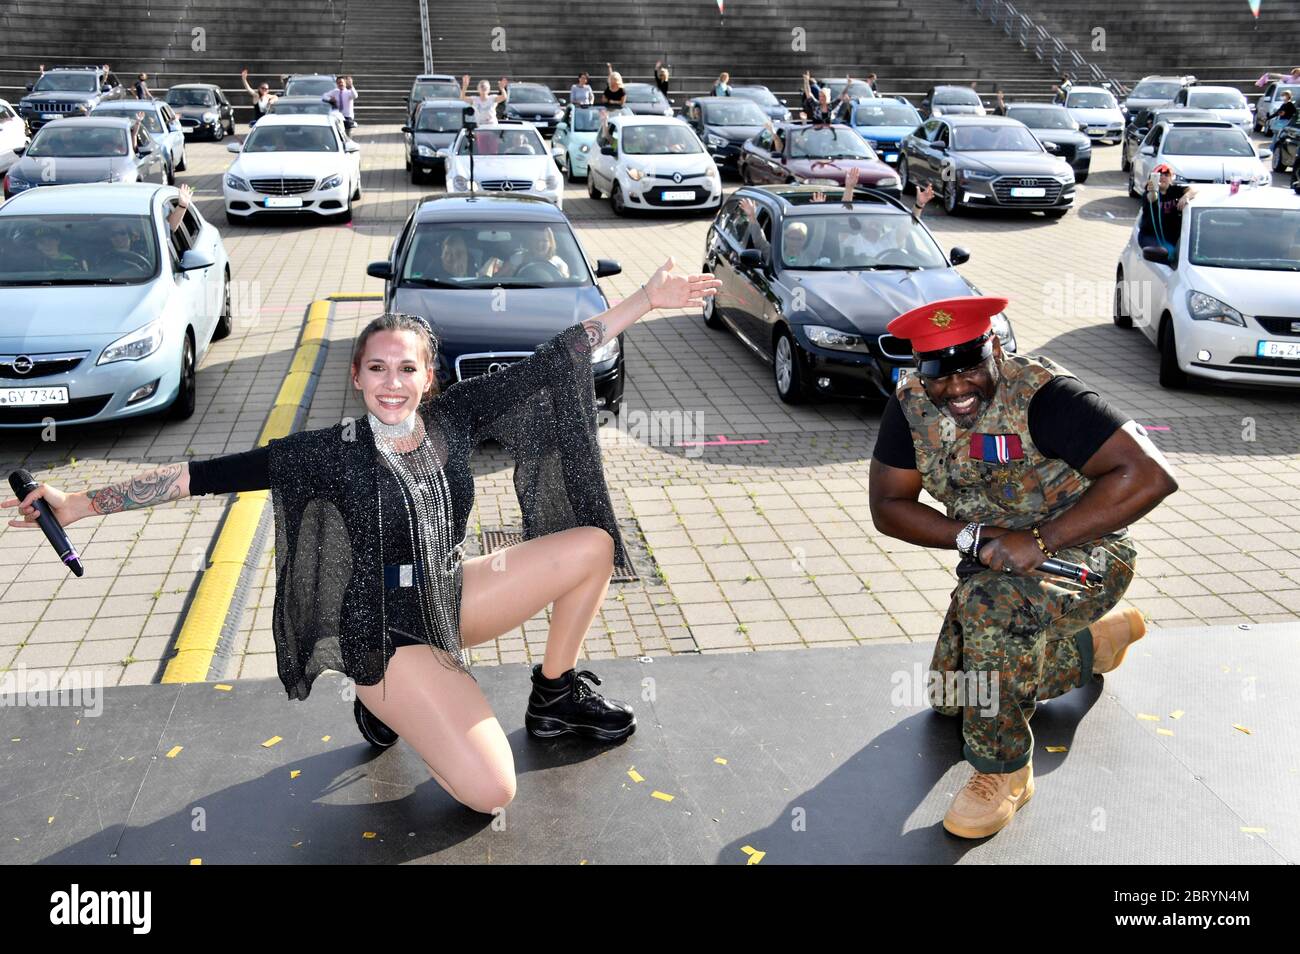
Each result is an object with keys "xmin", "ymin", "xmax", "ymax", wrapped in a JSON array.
[
  {"xmin": 1017, "ymin": 178, "xmax": 1037, "ymax": 186},
  {"xmin": 486, "ymin": 361, "xmax": 511, "ymax": 374},
  {"xmin": 672, "ymin": 172, "xmax": 683, "ymax": 183},
  {"xmin": 13, "ymin": 355, "xmax": 34, "ymax": 376}
]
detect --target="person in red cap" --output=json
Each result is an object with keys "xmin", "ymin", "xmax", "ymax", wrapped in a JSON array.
[
  {"xmin": 868, "ymin": 295, "xmax": 1179, "ymax": 839},
  {"xmin": 1139, "ymin": 164, "xmax": 1197, "ymax": 259}
]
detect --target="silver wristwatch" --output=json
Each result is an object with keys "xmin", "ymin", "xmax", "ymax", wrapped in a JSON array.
[{"xmin": 956, "ymin": 521, "xmax": 980, "ymax": 558}]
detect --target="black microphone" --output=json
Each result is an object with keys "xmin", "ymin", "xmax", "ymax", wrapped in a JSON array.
[
  {"xmin": 8, "ymin": 469, "xmax": 84, "ymax": 577},
  {"xmin": 957, "ymin": 554, "xmax": 1097, "ymax": 586}
]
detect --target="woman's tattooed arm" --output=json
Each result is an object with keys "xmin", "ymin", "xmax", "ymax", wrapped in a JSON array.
[
  {"xmin": 581, "ymin": 318, "xmax": 609, "ymax": 350},
  {"xmin": 84, "ymin": 463, "xmax": 190, "ymax": 515}
]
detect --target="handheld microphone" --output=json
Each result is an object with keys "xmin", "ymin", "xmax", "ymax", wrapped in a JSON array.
[
  {"xmin": 957, "ymin": 554, "xmax": 1097, "ymax": 586},
  {"xmin": 7, "ymin": 469, "xmax": 83, "ymax": 577}
]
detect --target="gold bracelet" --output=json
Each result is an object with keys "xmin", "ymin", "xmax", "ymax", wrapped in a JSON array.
[{"xmin": 1031, "ymin": 525, "xmax": 1055, "ymax": 558}]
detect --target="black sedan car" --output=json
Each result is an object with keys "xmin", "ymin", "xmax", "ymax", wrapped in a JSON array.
[
  {"xmin": 163, "ymin": 83, "xmax": 236, "ymax": 139},
  {"xmin": 366, "ymin": 194, "xmax": 626, "ymax": 413},
  {"xmin": 919, "ymin": 85, "xmax": 985, "ymax": 119},
  {"xmin": 1001, "ymin": 103, "xmax": 1092, "ymax": 182},
  {"xmin": 898, "ymin": 116, "xmax": 1076, "ymax": 217},
  {"xmin": 684, "ymin": 95, "xmax": 769, "ymax": 172},
  {"xmin": 503, "ymin": 83, "xmax": 565, "ymax": 136},
  {"xmin": 403, "ymin": 98, "xmax": 465, "ymax": 181},
  {"xmin": 1121, "ymin": 107, "xmax": 1218, "ymax": 172},
  {"xmin": 700, "ymin": 184, "xmax": 1017, "ymax": 403},
  {"xmin": 730, "ymin": 85, "xmax": 790, "ymax": 122}
]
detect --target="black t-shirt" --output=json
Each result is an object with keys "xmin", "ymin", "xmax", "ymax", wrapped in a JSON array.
[
  {"xmin": 654, "ymin": 71, "xmax": 670, "ymax": 96},
  {"xmin": 1272, "ymin": 100, "xmax": 1296, "ymax": 122},
  {"xmin": 871, "ymin": 375, "xmax": 1130, "ymax": 473},
  {"xmin": 604, "ymin": 85, "xmax": 626, "ymax": 107},
  {"xmin": 1139, "ymin": 183, "xmax": 1189, "ymax": 244}
]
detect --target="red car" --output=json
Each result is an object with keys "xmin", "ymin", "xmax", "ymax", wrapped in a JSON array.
[{"xmin": 738, "ymin": 121, "xmax": 901, "ymax": 197}]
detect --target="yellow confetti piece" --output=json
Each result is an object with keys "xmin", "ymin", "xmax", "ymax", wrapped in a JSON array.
[
  {"xmin": 1157, "ymin": 728, "xmax": 1174, "ymax": 737},
  {"xmin": 214, "ymin": 684, "xmax": 233, "ymax": 691},
  {"xmin": 262, "ymin": 736, "xmax": 282, "ymax": 748},
  {"xmin": 10, "ymin": 739, "xmax": 19, "ymax": 743},
  {"xmin": 290, "ymin": 770, "xmax": 301, "ymax": 780},
  {"xmin": 1045, "ymin": 746, "xmax": 1068, "ymax": 753},
  {"xmin": 741, "ymin": 845, "xmax": 766, "ymax": 865},
  {"xmin": 714, "ymin": 757, "xmax": 728, "ymax": 765},
  {"xmin": 1232, "ymin": 724, "xmax": 1251, "ymax": 735},
  {"xmin": 362, "ymin": 831, "xmax": 377, "ymax": 839},
  {"xmin": 1240, "ymin": 827, "xmax": 1266, "ymax": 834},
  {"xmin": 651, "ymin": 791, "xmax": 674, "ymax": 802},
  {"xmin": 165, "ymin": 745, "xmax": 183, "ymax": 758},
  {"xmin": 579, "ymin": 859, "xmax": 588, "ymax": 865},
  {"xmin": 1170, "ymin": 710, "xmax": 1185, "ymax": 720},
  {"xmin": 321, "ymin": 735, "xmax": 331, "ymax": 742},
  {"xmin": 291, "ymin": 842, "xmax": 303, "ymax": 848},
  {"xmin": 1136, "ymin": 713, "xmax": 1160, "ymax": 721},
  {"xmin": 190, "ymin": 858, "xmax": 202, "ymax": 865},
  {"xmin": 627, "ymin": 768, "xmax": 645, "ymax": 783},
  {"xmin": 47, "ymin": 817, "xmax": 54, "ymax": 825}
]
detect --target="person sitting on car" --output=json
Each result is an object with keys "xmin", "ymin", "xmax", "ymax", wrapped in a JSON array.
[
  {"xmin": 461, "ymin": 75, "xmax": 509, "ymax": 126},
  {"xmin": 1268, "ymin": 90, "xmax": 1296, "ymax": 148},
  {"xmin": 603, "ymin": 64, "xmax": 627, "ymax": 109},
  {"xmin": 240, "ymin": 69, "xmax": 279, "ymax": 126},
  {"xmin": 1138, "ymin": 163, "xmax": 1196, "ymax": 259},
  {"xmin": 491, "ymin": 227, "xmax": 571, "ymax": 280}
]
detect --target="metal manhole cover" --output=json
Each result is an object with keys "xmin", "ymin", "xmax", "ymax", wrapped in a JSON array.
[{"xmin": 480, "ymin": 529, "xmax": 639, "ymax": 583}]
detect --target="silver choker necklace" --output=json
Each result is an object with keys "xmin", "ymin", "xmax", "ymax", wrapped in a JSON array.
[{"xmin": 367, "ymin": 408, "xmax": 418, "ymax": 441}]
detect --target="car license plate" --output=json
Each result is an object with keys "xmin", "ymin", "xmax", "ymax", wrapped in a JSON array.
[
  {"xmin": 0, "ymin": 386, "xmax": 69, "ymax": 406},
  {"xmin": 263, "ymin": 196, "xmax": 304, "ymax": 208},
  {"xmin": 43, "ymin": 113, "xmax": 59, "ymax": 120},
  {"xmin": 891, "ymin": 366, "xmax": 903, "ymax": 382},
  {"xmin": 884, "ymin": 152, "xmax": 898, "ymax": 163},
  {"xmin": 1257, "ymin": 340, "xmax": 1300, "ymax": 360},
  {"xmin": 1010, "ymin": 187, "xmax": 1046, "ymax": 197},
  {"xmin": 661, "ymin": 190, "xmax": 694, "ymax": 201}
]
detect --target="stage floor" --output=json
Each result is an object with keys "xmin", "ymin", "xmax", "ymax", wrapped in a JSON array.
[{"xmin": 2, "ymin": 623, "xmax": 1295, "ymax": 864}]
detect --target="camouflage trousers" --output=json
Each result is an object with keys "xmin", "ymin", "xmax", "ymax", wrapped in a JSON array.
[{"xmin": 930, "ymin": 534, "xmax": 1137, "ymax": 773}]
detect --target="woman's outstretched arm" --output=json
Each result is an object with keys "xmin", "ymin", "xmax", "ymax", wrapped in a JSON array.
[{"xmin": 3, "ymin": 462, "xmax": 192, "ymax": 530}]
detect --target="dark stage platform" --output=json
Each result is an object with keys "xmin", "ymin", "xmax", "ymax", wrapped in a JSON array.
[{"xmin": 2, "ymin": 623, "xmax": 1295, "ymax": 864}]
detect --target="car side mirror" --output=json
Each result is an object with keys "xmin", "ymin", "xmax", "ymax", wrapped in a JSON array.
[
  {"xmin": 600, "ymin": 144, "xmax": 615, "ymax": 156},
  {"xmin": 594, "ymin": 258, "xmax": 622, "ymax": 278},
  {"xmin": 1257, "ymin": 148, "xmax": 1272, "ymax": 160},
  {"xmin": 137, "ymin": 143, "xmax": 153, "ymax": 155},
  {"xmin": 1043, "ymin": 141, "xmax": 1058, "ymax": 152},
  {"xmin": 344, "ymin": 141, "xmax": 360, "ymax": 153},
  {"xmin": 366, "ymin": 261, "xmax": 393, "ymax": 281},
  {"xmin": 949, "ymin": 246, "xmax": 970, "ymax": 265},
  {"xmin": 102, "ymin": 85, "xmax": 112, "ymax": 93},
  {"xmin": 1142, "ymin": 246, "xmax": 1170, "ymax": 264},
  {"xmin": 401, "ymin": 125, "xmax": 412, "ymax": 133},
  {"xmin": 739, "ymin": 249, "xmax": 764, "ymax": 268},
  {"xmin": 226, "ymin": 141, "xmax": 242, "ymax": 153},
  {"xmin": 25, "ymin": 83, "xmax": 33, "ymax": 92},
  {"xmin": 13, "ymin": 145, "xmax": 25, "ymax": 157},
  {"xmin": 1078, "ymin": 122, "xmax": 1087, "ymax": 132},
  {"xmin": 933, "ymin": 141, "xmax": 947, "ymax": 152},
  {"xmin": 1140, "ymin": 145, "xmax": 1155, "ymax": 156},
  {"xmin": 179, "ymin": 249, "xmax": 215, "ymax": 271}
]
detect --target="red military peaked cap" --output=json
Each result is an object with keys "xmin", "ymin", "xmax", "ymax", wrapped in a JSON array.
[{"xmin": 886, "ymin": 296, "xmax": 1010, "ymax": 354}]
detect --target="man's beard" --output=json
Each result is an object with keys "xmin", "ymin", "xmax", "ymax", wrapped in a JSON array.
[{"xmin": 940, "ymin": 363, "xmax": 1000, "ymax": 429}]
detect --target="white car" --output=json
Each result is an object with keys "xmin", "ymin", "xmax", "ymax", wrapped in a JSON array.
[
  {"xmin": 1114, "ymin": 183, "xmax": 1300, "ymax": 389},
  {"xmin": 586, "ymin": 114, "xmax": 721, "ymax": 216},
  {"xmin": 0, "ymin": 183, "xmax": 232, "ymax": 426},
  {"xmin": 445, "ymin": 121, "xmax": 563, "ymax": 208},
  {"xmin": 1063, "ymin": 86, "xmax": 1125, "ymax": 143},
  {"xmin": 0, "ymin": 98, "xmax": 30, "ymax": 156},
  {"xmin": 1128, "ymin": 119, "xmax": 1272, "ymax": 196},
  {"xmin": 222, "ymin": 113, "xmax": 362, "ymax": 225},
  {"xmin": 1170, "ymin": 85, "xmax": 1254, "ymax": 134}
]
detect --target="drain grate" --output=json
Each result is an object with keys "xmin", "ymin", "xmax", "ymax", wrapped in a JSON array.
[{"xmin": 480, "ymin": 528, "xmax": 640, "ymax": 583}]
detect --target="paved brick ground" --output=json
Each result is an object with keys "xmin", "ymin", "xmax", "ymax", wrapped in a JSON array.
[{"xmin": 2, "ymin": 122, "xmax": 1297, "ymax": 690}]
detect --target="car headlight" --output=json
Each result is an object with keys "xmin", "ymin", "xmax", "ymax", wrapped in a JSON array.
[
  {"xmin": 990, "ymin": 312, "xmax": 1015, "ymax": 349},
  {"xmin": 416, "ymin": 144, "xmax": 435, "ymax": 157},
  {"xmin": 579, "ymin": 143, "xmax": 590, "ymax": 153},
  {"xmin": 877, "ymin": 175, "xmax": 901, "ymax": 189},
  {"xmin": 1077, "ymin": 141, "xmax": 1091, "ymax": 152},
  {"xmin": 225, "ymin": 173, "xmax": 250, "ymax": 191},
  {"xmin": 320, "ymin": 174, "xmax": 343, "ymax": 190},
  {"xmin": 1187, "ymin": 291, "xmax": 1244, "ymax": 326},
  {"xmin": 705, "ymin": 164, "xmax": 720, "ymax": 179},
  {"xmin": 202, "ymin": 111, "xmax": 219, "ymax": 122},
  {"xmin": 804, "ymin": 324, "xmax": 869, "ymax": 353},
  {"xmin": 452, "ymin": 174, "xmax": 470, "ymax": 190},
  {"xmin": 98, "ymin": 319, "xmax": 164, "ymax": 365},
  {"xmin": 533, "ymin": 176, "xmax": 554, "ymax": 191},
  {"xmin": 591, "ymin": 336, "xmax": 620, "ymax": 364},
  {"xmin": 705, "ymin": 134, "xmax": 726, "ymax": 148},
  {"xmin": 626, "ymin": 166, "xmax": 644, "ymax": 181},
  {"xmin": 960, "ymin": 169, "xmax": 996, "ymax": 180}
]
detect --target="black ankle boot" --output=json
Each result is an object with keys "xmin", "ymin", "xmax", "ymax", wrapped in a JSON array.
[
  {"xmin": 526, "ymin": 665, "xmax": 636, "ymax": 741},
  {"xmin": 354, "ymin": 697, "xmax": 399, "ymax": 749}
]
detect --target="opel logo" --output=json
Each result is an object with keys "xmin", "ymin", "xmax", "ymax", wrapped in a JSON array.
[
  {"xmin": 672, "ymin": 172, "xmax": 683, "ymax": 183},
  {"xmin": 13, "ymin": 355, "xmax": 33, "ymax": 375},
  {"xmin": 486, "ymin": 362, "xmax": 510, "ymax": 374}
]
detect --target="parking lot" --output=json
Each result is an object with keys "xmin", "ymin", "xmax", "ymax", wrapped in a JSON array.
[{"xmin": 2, "ymin": 122, "xmax": 1298, "ymax": 688}]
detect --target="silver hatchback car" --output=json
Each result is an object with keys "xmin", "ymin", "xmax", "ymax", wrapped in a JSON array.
[{"xmin": 0, "ymin": 183, "xmax": 232, "ymax": 427}]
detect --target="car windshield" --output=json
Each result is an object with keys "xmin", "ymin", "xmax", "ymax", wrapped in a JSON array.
[
  {"xmin": 416, "ymin": 107, "xmax": 464, "ymax": 132},
  {"xmin": 400, "ymin": 222, "xmax": 590, "ymax": 288},
  {"xmin": 1006, "ymin": 107, "xmax": 1075, "ymax": 129},
  {"xmin": 1188, "ymin": 207, "xmax": 1300, "ymax": 271},
  {"xmin": 32, "ymin": 73, "xmax": 98, "ymax": 93},
  {"xmin": 166, "ymin": 88, "xmax": 216, "ymax": 107},
  {"xmin": 733, "ymin": 87, "xmax": 778, "ymax": 106},
  {"xmin": 457, "ymin": 128, "xmax": 544, "ymax": 155},
  {"xmin": 952, "ymin": 124, "xmax": 1041, "ymax": 151},
  {"xmin": 934, "ymin": 88, "xmax": 981, "ymax": 106},
  {"xmin": 778, "ymin": 211, "xmax": 950, "ymax": 270},
  {"xmin": 703, "ymin": 101, "xmax": 766, "ymax": 125},
  {"xmin": 271, "ymin": 100, "xmax": 331, "ymax": 115},
  {"xmin": 284, "ymin": 78, "xmax": 335, "ymax": 97},
  {"xmin": 570, "ymin": 106, "xmax": 602, "ymax": 132},
  {"xmin": 853, "ymin": 102, "xmax": 920, "ymax": 126},
  {"xmin": 0, "ymin": 214, "xmax": 158, "ymax": 285},
  {"xmin": 1132, "ymin": 81, "xmax": 1182, "ymax": 100},
  {"xmin": 624, "ymin": 85, "xmax": 666, "ymax": 105},
  {"xmin": 1067, "ymin": 92, "xmax": 1116, "ymax": 109},
  {"xmin": 242, "ymin": 124, "xmax": 338, "ymax": 152},
  {"xmin": 412, "ymin": 81, "xmax": 459, "ymax": 102},
  {"xmin": 788, "ymin": 126, "xmax": 874, "ymax": 158},
  {"xmin": 622, "ymin": 124, "xmax": 702, "ymax": 154},
  {"xmin": 1163, "ymin": 127, "xmax": 1253, "ymax": 156},
  {"xmin": 97, "ymin": 108, "xmax": 162, "ymax": 133},
  {"xmin": 1188, "ymin": 91, "xmax": 1246, "ymax": 110},
  {"xmin": 28, "ymin": 125, "xmax": 129, "ymax": 157},
  {"xmin": 509, "ymin": 85, "xmax": 557, "ymax": 105}
]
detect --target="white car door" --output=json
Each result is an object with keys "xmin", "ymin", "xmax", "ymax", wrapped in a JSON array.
[
  {"xmin": 163, "ymin": 199, "xmax": 216, "ymax": 351},
  {"xmin": 589, "ymin": 122, "xmax": 615, "ymax": 190},
  {"xmin": 0, "ymin": 102, "xmax": 27, "ymax": 153}
]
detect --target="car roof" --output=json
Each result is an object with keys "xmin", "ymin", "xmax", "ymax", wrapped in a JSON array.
[
  {"xmin": 609, "ymin": 113, "xmax": 685, "ymax": 126},
  {"xmin": 167, "ymin": 83, "xmax": 221, "ymax": 90},
  {"xmin": 1156, "ymin": 118, "xmax": 1238, "ymax": 129},
  {"xmin": 740, "ymin": 183, "xmax": 911, "ymax": 215},
  {"xmin": 774, "ymin": 119, "xmax": 854, "ymax": 130},
  {"xmin": 274, "ymin": 96, "xmax": 333, "ymax": 104},
  {"xmin": 621, "ymin": 82, "xmax": 659, "ymax": 91},
  {"xmin": 731, "ymin": 84, "xmax": 772, "ymax": 91},
  {"xmin": 1137, "ymin": 75, "xmax": 1195, "ymax": 83},
  {"xmin": 0, "ymin": 182, "xmax": 170, "ymax": 216},
  {"xmin": 1185, "ymin": 86, "xmax": 1243, "ymax": 94},
  {"xmin": 1003, "ymin": 102, "xmax": 1069, "ymax": 110},
  {"xmin": 459, "ymin": 120, "xmax": 542, "ymax": 131},
  {"xmin": 34, "ymin": 115, "xmax": 132, "ymax": 129},
  {"xmin": 412, "ymin": 193, "xmax": 569, "ymax": 223},
  {"xmin": 414, "ymin": 74, "xmax": 457, "ymax": 82},
  {"xmin": 1186, "ymin": 184, "xmax": 1300, "ymax": 209},
  {"xmin": 286, "ymin": 73, "xmax": 335, "ymax": 80},
  {"xmin": 416, "ymin": 98, "xmax": 468, "ymax": 108},
  {"xmin": 248, "ymin": 113, "xmax": 336, "ymax": 127},
  {"xmin": 941, "ymin": 114, "xmax": 1019, "ymax": 125},
  {"xmin": 93, "ymin": 99, "xmax": 166, "ymax": 110},
  {"xmin": 1067, "ymin": 86, "xmax": 1114, "ymax": 95},
  {"xmin": 932, "ymin": 84, "xmax": 976, "ymax": 92}
]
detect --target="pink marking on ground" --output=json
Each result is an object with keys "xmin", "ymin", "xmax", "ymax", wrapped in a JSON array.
[{"xmin": 676, "ymin": 434, "xmax": 770, "ymax": 447}]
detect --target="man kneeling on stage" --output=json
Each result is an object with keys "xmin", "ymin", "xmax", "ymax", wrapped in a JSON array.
[{"xmin": 868, "ymin": 296, "xmax": 1178, "ymax": 839}]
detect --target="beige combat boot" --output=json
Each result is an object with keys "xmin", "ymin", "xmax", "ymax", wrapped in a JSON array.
[
  {"xmin": 942, "ymin": 763, "xmax": 1035, "ymax": 839},
  {"xmin": 1090, "ymin": 607, "xmax": 1147, "ymax": 674}
]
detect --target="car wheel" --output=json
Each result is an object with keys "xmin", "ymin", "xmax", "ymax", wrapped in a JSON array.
[
  {"xmin": 166, "ymin": 161, "xmax": 176, "ymax": 186},
  {"xmin": 1112, "ymin": 267, "xmax": 1132, "ymax": 328},
  {"xmin": 176, "ymin": 148, "xmax": 186, "ymax": 172},
  {"xmin": 1274, "ymin": 148, "xmax": 1286, "ymax": 172},
  {"xmin": 1158, "ymin": 317, "xmax": 1187, "ymax": 389},
  {"xmin": 1128, "ymin": 167, "xmax": 1140, "ymax": 199},
  {"xmin": 588, "ymin": 174, "xmax": 602, "ymax": 199},
  {"xmin": 942, "ymin": 179, "xmax": 962, "ymax": 215},
  {"xmin": 1120, "ymin": 148, "xmax": 1130, "ymax": 172},
  {"xmin": 169, "ymin": 332, "xmax": 197, "ymax": 420},
  {"xmin": 773, "ymin": 328, "xmax": 806, "ymax": 404},
  {"xmin": 611, "ymin": 183, "xmax": 628, "ymax": 216},
  {"xmin": 352, "ymin": 178, "xmax": 362, "ymax": 202},
  {"xmin": 213, "ymin": 270, "xmax": 234, "ymax": 341},
  {"xmin": 702, "ymin": 280, "xmax": 724, "ymax": 329},
  {"xmin": 898, "ymin": 158, "xmax": 911, "ymax": 193},
  {"xmin": 565, "ymin": 155, "xmax": 578, "ymax": 184},
  {"xmin": 410, "ymin": 166, "xmax": 422, "ymax": 184},
  {"xmin": 225, "ymin": 210, "xmax": 244, "ymax": 227},
  {"xmin": 1075, "ymin": 171, "xmax": 1088, "ymax": 184},
  {"xmin": 339, "ymin": 199, "xmax": 353, "ymax": 224}
]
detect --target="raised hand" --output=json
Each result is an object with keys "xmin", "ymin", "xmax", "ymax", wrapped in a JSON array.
[
  {"xmin": 3, "ymin": 482, "xmax": 85, "ymax": 530},
  {"xmin": 643, "ymin": 257, "xmax": 723, "ymax": 309},
  {"xmin": 917, "ymin": 182, "xmax": 936, "ymax": 207}
]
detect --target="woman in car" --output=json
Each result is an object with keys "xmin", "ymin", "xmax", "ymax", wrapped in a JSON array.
[
  {"xmin": 6, "ymin": 259, "xmax": 722, "ymax": 816},
  {"xmin": 429, "ymin": 232, "xmax": 499, "ymax": 281},
  {"xmin": 490, "ymin": 226, "xmax": 571, "ymax": 279}
]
